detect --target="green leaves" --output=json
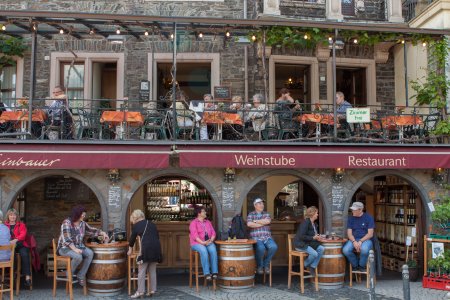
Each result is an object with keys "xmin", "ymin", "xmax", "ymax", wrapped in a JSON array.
[{"xmin": 0, "ymin": 34, "xmax": 28, "ymax": 70}]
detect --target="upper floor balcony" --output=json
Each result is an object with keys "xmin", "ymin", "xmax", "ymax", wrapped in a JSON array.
[
  {"xmin": 402, "ymin": 0, "xmax": 435, "ymax": 22},
  {"xmin": 0, "ymin": 97, "xmax": 444, "ymax": 145}
]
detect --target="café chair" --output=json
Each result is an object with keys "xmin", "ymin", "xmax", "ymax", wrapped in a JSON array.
[
  {"xmin": 349, "ymin": 259, "xmax": 375, "ymax": 288},
  {"xmin": 127, "ymin": 236, "xmax": 150, "ymax": 295},
  {"xmin": 189, "ymin": 248, "xmax": 216, "ymax": 293},
  {"xmin": 15, "ymin": 251, "xmax": 33, "ymax": 295},
  {"xmin": 0, "ymin": 244, "xmax": 16, "ymax": 300},
  {"xmin": 262, "ymin": 260, "xmax": 272, "ymax": 287},
  {"xmin": 287, "ymin": 234, "xmax": 319, "ymax": 294},
  {"xmin": 140, "ymin": 113, "xmax": 167, "ymax": 140},
  {"xmin": 51, "ymin": 239, "xmax": 87, "ymax": 300}
]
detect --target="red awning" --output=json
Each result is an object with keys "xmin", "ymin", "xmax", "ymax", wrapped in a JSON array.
[
  {"xmin": 0, "ymin": 144, "xmax": 170, "ymax": 169},
  {"xmin": 178, "ymin": 145, "xmax": 450, "ymax": 169}
]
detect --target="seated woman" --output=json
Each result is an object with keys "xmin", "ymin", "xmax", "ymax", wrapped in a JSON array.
[
  {"xmin": 57, "ymin": 205, "xmax": 109, "ymax": 286},
  {"xmin": 189, "ymin": 206, "xmax": 218, "ymax": 280},
  {"xmin": 248, "ymin": 93, "xmax": 267, "ymax": 135},
  {"xmin": 293, "ymin": 206, "xmax": 325, "ymax": 276},
  {"xmin": 5, "ymin": 208, "xmax": 32, "ymax": 286}
]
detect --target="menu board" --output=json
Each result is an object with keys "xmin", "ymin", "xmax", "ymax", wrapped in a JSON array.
[
  {"xmin": 108, "ymin": 186, "xmax": 122, "ymax": 209},
  {"xmin": 332, "ymin": 185, "xmax": 345, "ymax": 211},
  {"xmin": 45, "ymin": 177, "xmax": 90, "ymax": 201},
  {"xmin": 222, "ymin": 184, "xmax": 234, "ymax": 210},
  {"xmin": 214, "ymin": 86, "xmax": 231, "ymax": 100}
]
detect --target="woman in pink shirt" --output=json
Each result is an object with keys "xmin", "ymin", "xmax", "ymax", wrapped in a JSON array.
[{"xmin": 189, "ymin": 206, "xmax": 218, "ymax": 280}]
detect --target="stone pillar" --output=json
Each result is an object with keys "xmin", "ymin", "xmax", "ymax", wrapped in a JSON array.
[
  {"xmin": 263, "ymin": 0, "xmax": 281, "ymax": 15},
  {"xmin": 387, "ymin": 0, "xmax": 404, "ymax": 23},
  {"xmin": 326, "ymin": 0, "xmax": 343, "ymax": 21}
]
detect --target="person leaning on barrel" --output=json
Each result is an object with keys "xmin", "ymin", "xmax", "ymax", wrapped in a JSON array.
[
  {"xmin": 189, "ymin": 205, "xmax": 218, "ymax": 281},
  {"xmin": 293, "ymin": 206, "xmax": 325, "ymax": 276},
  {"xmin": 342, "ymin": 202, "xmax": 374, "ymax": 272},
  {"xmin": 57, "ymin": 205, "xmax": 109, "ymax": 287},
  {"xmin": 5, "ymin": 208, "xmax": 32, "ymax": 287},
  {"xmin": 247, "ymin": 198, "xmax": 278, "ymax": 275},
  {"xmin": 127, "ymin": 209, "xmax": 162, "ymax": 299}
]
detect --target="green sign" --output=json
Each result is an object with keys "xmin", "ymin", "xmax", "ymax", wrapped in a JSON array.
[{"xmin": 346, "ymin": 108, "xmax": 370, "ymax": 123}]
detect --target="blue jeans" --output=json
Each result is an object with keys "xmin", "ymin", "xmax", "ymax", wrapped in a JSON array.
[
  {"xmin": 255, "ymin": 238, "xmax": 278, "ymax": 268},
  {"xmin": 192, "ymin": 243, "xmax": 218, "ymax": 275},
  {"xmin": 296, "ymin": 245, "xmax": 324, "ymax": 269},
  {"xmin": 342, "ymin": 240, "xmax": 373, "ymax": 268},
  {"xmin": 58, "ymin": 247, "xmax": 94, "ymax": 280}
]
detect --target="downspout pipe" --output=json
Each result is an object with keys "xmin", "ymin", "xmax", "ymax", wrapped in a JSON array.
[
  {"xmin": 244, "ymin": 0, "xmax": 249, "ymax": 102},
  {"xmin": 28, "ymin": 29, "xmax": 37, "ymax": 134}
]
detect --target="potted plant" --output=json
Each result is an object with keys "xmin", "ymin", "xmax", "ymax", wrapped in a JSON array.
[{"xmin": 407, "ymin": 259, "xmax": 419, "ymax": 282}]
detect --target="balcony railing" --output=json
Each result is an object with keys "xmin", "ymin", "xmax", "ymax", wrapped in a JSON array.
[
  {"xmin": 0, "ymin": 97, "xmax": 445, "ymax": 145},
  {"xmin": 280, "ymin": 0, "xmax": 326, "ymax": 19},
  {"xmin": 403, "ymin": 0, "xmax": 435, "ymax": 22},
  {"xmin": 343, "ymin": 0, "xmax": 388, "ymax": 21}
]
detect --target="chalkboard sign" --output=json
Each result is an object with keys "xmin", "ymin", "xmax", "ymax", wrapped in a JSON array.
[
  {"xmin": 332, "ymin": 185, "xmax": 345, "ymax": 211},
  {"xmin": 222, "ymin": 184, "xmax": 234, "ymax": 210},
  {"xmin": 45, "ymin": 177, "xmax": 90, "ymax": 201},
  {"xmin": 108, "ymin": 186, "xmax": 122, "ymax": 209},
  {"xmin": 214, "ymin": 86, "xmax": 231, "ymax": 100}
]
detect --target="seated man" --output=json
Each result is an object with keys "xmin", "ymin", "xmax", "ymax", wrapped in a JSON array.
[
  {"xmin": 48, "ymin": 86, "xmax": 73, "ymax": 139},
  {"xmin": 336, "ymin": 91, "xmax": 353, "ymax": 134},
  {"xmin": 342, "ymin": 202, "xmax": 374, "ymax": 271},
  {"xmin": 247, "ymin": 198, "xmax": 278, "ymax": 275}
]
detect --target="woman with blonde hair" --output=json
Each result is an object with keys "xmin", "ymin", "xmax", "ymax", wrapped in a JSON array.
[
  {"xmin": 127, "ymin": 209, "xmax": 162, "ymax": 298},
  {"xmin": 293, "ymin": 206, "xmax": 325, "ymax": 276},
  {"xmin": 5, "ymin": 208, "xmax": 32, "ymax": 286}
]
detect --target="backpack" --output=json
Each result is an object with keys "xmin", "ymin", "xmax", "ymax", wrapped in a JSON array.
[{"xmin": 228, "ymin": 214, "xmax": 247, "ymax": 239}]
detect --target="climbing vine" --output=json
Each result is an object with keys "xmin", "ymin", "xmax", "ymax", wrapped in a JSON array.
[{"xmin": 0, "ymin": 34, "xmax": 28, "ymax": 71}]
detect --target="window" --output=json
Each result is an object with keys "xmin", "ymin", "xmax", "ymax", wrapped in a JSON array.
[
  {"xmin": 0, "ymin": 65, "xmax": 16, "ymax": 102},
  {"xmin": 60, "ymin": 62, "xmax": 84, "ymax": 100},
  {"xmin": 342, "ymin": 0, "xmax": 355, "ymax": 16}
]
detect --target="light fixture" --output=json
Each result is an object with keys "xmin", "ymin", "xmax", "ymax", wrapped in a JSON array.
[
  {"xmin": 328, "ymin": 39, "xmax": 345, "ymax": 50},
  {"xmin": 1, "ymin": 24, "xmax": 6, "ymax": 31},
  {"xmin": 401, "ymin": 39, "xmax": 405, "ymax": 44},
  {"xmin": 353, "ymin": 38, "xmax": 358, "ymax": 44},
  {"xmin": 107, "ymin": 169, "xmax": 121, "ymax": 184},
  {"xmin": 59, "ymin": 28, "xmax": 64, "ymax": 34},
  {"xmin": 251, "ymin": 35, "xmax": 257, "ymax": 42},
  {"xmin": 116, "ymin": 27, "xmax": 121, "ymax": 35},
  {"xmin": 304, "ymin": 34, "xmax": 309, "ymax": 40},
  {"xmin": 224, "ymin": 167, "xmax": 236, "ymax": 183},
  {"xmin": 422, "ymin": 42, "xmax": 427, "ymax": 47},
  {"xmin": 144, "ymin": 30, "xmax": 149, "ymax": 36},
  {"xmin": 197, "ymin": 32, "xmax": 204, "ymax": 39},
  {"xmin": 107, "ymin": 35, "xmax": 125, "ymax": 44},
  {"xmin": 328, "ymin": 36, "xmax": 333, "ymax": 42},
  {"xmin": 225, "ymin": 30, "xmax": 231, "ymax": 38},
  {"xmin": 32, "ymin": 23, "xmax": 37, "ymax": 31},
  {"xmin": 89, "ymin": 28, "xmax": 95, "ymax": 35},
  {"xmin": 432, "ymin": 168, "xmax": 446, "ymax": 185},
  {"xmin": 332, "ymin": 168, "xmax": 345, "ymax": 183},
  {"xmin": 170, "ymin": 33, "xmax": 174, "ymax": 40}
]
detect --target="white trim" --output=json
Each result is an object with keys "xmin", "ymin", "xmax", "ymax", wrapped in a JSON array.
[
  {"xmin": 326, "ymin": 57, "xmax": 378, "ymax": 106},
  {"xmin": 147, "ymin": 53, "xmax": 220, "ymax": 101},
  {"xmin": 176, "ymin": 149, "xmax": 450, "ymax": 155},
  {"xmin": 268, "ymin": 55, "xmax": 319, "ymax": 102},
  {"xmin": 15, "ymin": 57, "xmax": 24, "ymax": 98},
  {"xmin": 50, "ymin": 52, "xmax": 124, "ymax": 101}
]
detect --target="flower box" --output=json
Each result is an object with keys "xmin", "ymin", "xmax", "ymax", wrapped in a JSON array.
[{"xmin": 423, "ymin": 275, "xmax": 450, "ymax": 291}]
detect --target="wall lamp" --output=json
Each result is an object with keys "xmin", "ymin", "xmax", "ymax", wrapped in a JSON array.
[
  {"xmin": 332, "ymin": 168, "xmax": 345, "ymax": 183},
  {"xmin": 224, "ymin": 167, "xmax": 236, "ymax": 183},
  {"xmin": 107, "ymin": 168, "xmax": 121, "ymax": 184},
  {"xmin": 432, "ymin": 168, "xmax": 446, "ymax": 185}
]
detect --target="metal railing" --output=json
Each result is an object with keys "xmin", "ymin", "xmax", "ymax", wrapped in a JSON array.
[
  {"xmin": 403, "ymin": 0, "xmax": 435, "ymax": 22},
  {"xmin": 343, "ymin": 0, "xmax": 388, "ymax": 21},
  {"xmin": 0, "ymin": 97, "xmax": 445, "ymax": 144}
]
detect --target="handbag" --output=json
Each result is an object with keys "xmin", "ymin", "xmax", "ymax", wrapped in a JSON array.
[{"xmin": 136, "ymin": 221, "xmax": 148, "ymax": 265}]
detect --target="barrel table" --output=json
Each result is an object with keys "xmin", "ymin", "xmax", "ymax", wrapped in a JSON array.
[
  {"xmin": 85, "ymin": 242, "xmax": 128, "ymax": 296},
  {"xmin": 215, "ymin": 240, "xmax": 256, "ymax": 292},
  {"xmin": 317, "ymin": 239, "xmax": 346, "ymax": 289}
]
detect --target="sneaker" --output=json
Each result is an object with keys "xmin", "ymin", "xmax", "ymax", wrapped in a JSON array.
[
  {"xmin": 264, "ymin": 267, "xmax": 271, "ymax": 275},
  {"xmin": 351, "ymin": 265, "xmax": 359, "ymax": 271},
  {"xmin": 359, "ymin": 267, "xmax": 367, "ymax": 273},
  {"xmin": 212, "ymin": 273, "xmax": 218, "ymax": 279},
  {"xmin": 205, "ymin": 274, "xmax": 212, "ymax": 281},
  {"xmin": 308, "ymin": 267, "xmax": 316, "ymax": 277},
  {"xmin": 256, "ymin": 267, "xmax": 264, "ymax": 275}
]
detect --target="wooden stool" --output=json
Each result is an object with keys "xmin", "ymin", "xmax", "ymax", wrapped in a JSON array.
[
  {"xmin": 51, "ymin": 239, "xmax": 87, "ymax": 300},
  {"xmin": 0, "ymin": 244, "xmax": 16, "ymax": 300},
  {"xmin": 262, "ymin": 260, "xmax": 272, "ymax": 287},
  {"xmin": 15, "ymin": 251, "xmax": 33, "ymax": 295},
  {"xmin": 287, "ymin": 234, "xmax": 319, "ymax": 294},
  {"xmin": 349, "ymin": 260, "xmax": 375, "ymax": 288},
  {"xmin": 127, "ymin": 236, "xmax": 150, "ymax": 295},
  {"xmin": 189, "ymin": 249, "xmax": 216, "ymax": 293}
]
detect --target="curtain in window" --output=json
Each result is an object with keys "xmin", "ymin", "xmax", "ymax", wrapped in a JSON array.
[{"xmin": 0, "ymin": 65, "xmax": 17, "ymax": 103}]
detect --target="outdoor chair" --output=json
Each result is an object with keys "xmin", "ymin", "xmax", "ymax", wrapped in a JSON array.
[
  {"xmin": 15, "ymin": 251, "xmax": 33, "ymax": 295},
  {"xmin": 127, "ymin": 236, "xmax": 150, "ymax": 295},
  {"xmin": 189, "ymin": 248, "xmax": 216, "ymax": 293},
  {"xmin": 74, "ymin": 108, "xmax": 101, "ymax": 140},
  {"xmin": 349, "ymin": 257, "xmax": 375, "ymax": 288},
  {"xmin": 0, "ymin": 244, "xmax": 16, "ymax": 300},
  {"xmin": 287, "ymin": 234, "xmax": 318, "ymax": 294},
  {"xmin": 140, "ymin": 113, "xmax": 167, "ymax": 140}
]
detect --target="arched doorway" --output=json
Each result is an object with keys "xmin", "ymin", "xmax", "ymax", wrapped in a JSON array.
[
  {"xmin": 8, "ymin": 174, "xmax": 103, "ymax": 276},
  {"xmin": 127, "ymin": 175, "xmax": 217, "ymax": 269},
  {"xmin": 348, "ymin": 173, "xmax": 427, "ymax": 278},
  {"xmin": 240, "ymin": 173, "xmax": 326, "ymax": 266}
]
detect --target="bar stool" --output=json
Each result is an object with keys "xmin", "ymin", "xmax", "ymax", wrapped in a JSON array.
[
  {"xmin": 51, "ymin": 239, "xmax": 87, "ymax": 300},
  {"xmin": 127, "ymin": 236, "xmax": 150, "ymax": 295},
  {"xmin": 349, "ymin": 259, "xmax": 375, "ymax": 288},
  {"xmin": 189, "ymin": 249, "xmax": 216, "ymax": 292},
  {"xmin": 0, "ymin": 244, "xmax": 16, "ymax": 300},
  {"xmin": 15, "ymin": 251, "xmax": 33, "ymax": 295},
  {"xmin": 262, "ymin": 261, "xmax": 272, "ymax": 287},
  {"xmin": 287, "ymin": 234, "xmax": 319, "ymax": 294}
]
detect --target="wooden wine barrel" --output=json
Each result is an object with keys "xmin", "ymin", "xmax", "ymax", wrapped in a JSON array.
[
  {"xmin": 216, "ymin": 240, "xmax": 256, "ymax": 292},
  {"xmin": 317, "ymin": 240, "xmax": 346, "ymax": 289},
  {"xmin": 85, "ymin": 242, "xmax": 128, "ymax": 296}
]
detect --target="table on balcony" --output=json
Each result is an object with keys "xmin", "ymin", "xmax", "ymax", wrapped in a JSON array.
[
  {"xmin": 298, "ymin": 113, "xmax": 335, "ymax": 142},
  {"xmin": 380, "ymin": 115, "xmax": 423, "ymax": 142},
  {"xmin": 203, "ymin": 111, "xmax": 243, "ymax": 140},
  {"xmin": 0, "ymin": 110, "xmax": 47, "ymax": 139},
  {"xmin": 100, "ymin": 111, "xmax": 144, "ymax": 139}
]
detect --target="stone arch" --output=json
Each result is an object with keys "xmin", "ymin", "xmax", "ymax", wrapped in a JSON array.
[
  {"xmin": 343, "ymin": 170, "xmax": 432, "ymax": 232},
  {"xmin": 122, "ymin": 168, "xmax": 223, "ymax": 231},
  {"xmin": 1, "ymin": 170, "xmax": 108, "ymax": 230},
  {"xmin": 236, "ymin": 169, "xmax": 331, "ymax": 231}
]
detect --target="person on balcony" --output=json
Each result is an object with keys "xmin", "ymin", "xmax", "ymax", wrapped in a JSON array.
[
  {"xmin": 248, "ymin": 94, "xmax": 267, "ymax": 138},
  {"xmin": 48, "ymin": 86, "xmax": 73, "ymax": 139},
  {"xmin": 335, "ymin": 91, "xmax": 353, "ymax": 134},
  {"xmin": 200, "ymin": 94, "xmax": 216, "ymax": 140}
]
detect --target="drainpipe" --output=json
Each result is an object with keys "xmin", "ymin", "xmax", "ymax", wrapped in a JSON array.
[
  {"xmin": 244, "ymin": 0, "xmax": 249, "ymax": 102},
  {"xmin": 28, "ymin": 29, "xmax": 37, "ymax": 134}
]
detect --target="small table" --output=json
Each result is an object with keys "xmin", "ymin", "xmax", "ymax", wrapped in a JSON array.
[
  {"xmin": 0, "ymin": 110, "xmax": 47, "ymax": 139},
  {"xmin": 100, "ymin": 111, "xmax": 144, "ymax": 139},
  {"xmin": 317, "ymin": 239, "xmax": 346, "ymax": 289},
  {"xmin": 380, "ymin": 115, "xmax": 423, "ymax": 142},
  {"xmin": 298, "ymin": 113, "xmax": 335, "ymax": 142},
  {"xmin": 215, "ymin": 239, "xmax": 256, "ymax": 292},
  {"xmin": 203, "ymin": 112, "xmax": 243, "ymax": 140},
  {"xmin": 85, "ymin": 241, "xmax": 128, "ymax": 297}
]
